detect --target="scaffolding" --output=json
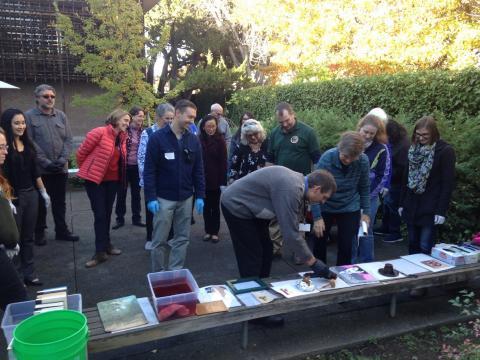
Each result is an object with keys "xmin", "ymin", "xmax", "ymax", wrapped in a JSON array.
[{"xmin": 0, "ymin": 0, "xmax": 90, "ymax": 83}]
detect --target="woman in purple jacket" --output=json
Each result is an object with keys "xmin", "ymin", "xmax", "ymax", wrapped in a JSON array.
[
  {"xmin": 199, "ymin": 115, "xmax": 227, "ymax": 243},
  {"xmin": 354, "ymin": 114, "xmax": 390, "ymax": 263}
]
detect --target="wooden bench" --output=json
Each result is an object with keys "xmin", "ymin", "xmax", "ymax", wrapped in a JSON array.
[{"xmin": 87, "ymin": 263, "xmax": 480, "ymax": 354}]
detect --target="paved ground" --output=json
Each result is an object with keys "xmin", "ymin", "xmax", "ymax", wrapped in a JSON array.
[{"xmin": 1, "ymin": 187, "xmax": 476, "ymax": 360}]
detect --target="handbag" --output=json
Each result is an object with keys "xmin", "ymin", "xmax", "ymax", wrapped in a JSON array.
[{"xmin": 0, "ymin": 194, "xmax": 19, "ymax": 248}]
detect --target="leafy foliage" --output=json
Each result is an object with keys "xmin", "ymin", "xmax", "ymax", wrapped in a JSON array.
[
  {"xmin": 55, "ymin": 0, "xmax": 156, "ymax": 113},
  {"xmin": 228, "ymin": 68, "xmax": 480, "ymax": 242}
]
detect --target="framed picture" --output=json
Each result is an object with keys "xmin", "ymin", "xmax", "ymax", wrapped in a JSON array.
[{"xmin": 225, "ymin": 277, "xmax": 269, "ymax": 295}]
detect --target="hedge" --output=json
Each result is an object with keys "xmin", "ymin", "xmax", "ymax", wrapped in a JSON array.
[{"xmin": 227, "ymin": 69, "xmax": 480, "ymax": 243}]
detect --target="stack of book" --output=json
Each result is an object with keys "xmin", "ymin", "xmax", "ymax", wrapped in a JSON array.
[{"xmin": 34, "ymin": 286, "xmax": 68, "ymax": 314}]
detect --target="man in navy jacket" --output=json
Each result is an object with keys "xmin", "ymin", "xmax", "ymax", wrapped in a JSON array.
[{"xmin": 144, "ymin": 99, "xmax": 205, "ymax": 271}]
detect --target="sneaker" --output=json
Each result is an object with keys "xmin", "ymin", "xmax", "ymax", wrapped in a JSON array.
[
  {"xmin": 55, "ymin": 232, "xmax": 80, "ymax": 242},
  {"xmin": 107, "ymin": 245, "xmax": 122, "ymax": 255},
  {"xmin": 145, "ymin": 241, "xmax": 153, "ymax": 251},
  {"xmin": 85, "ymin": 252, "xmax": 108, "ymax": 268},
  {"xmin": 383, "ymin": 234, "xmax": 403, "ymax": 243}
]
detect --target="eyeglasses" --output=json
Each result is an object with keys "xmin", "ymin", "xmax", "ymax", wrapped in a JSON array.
[
  {"xmin": 415, "ymin": 131, "xmax": 430, "ymax": 139},
  {"xmin": 183, "ymin": 148, "xmax": 192, "ymax": 163},
  {"xmin": 0, "ymin": 144, "xmax": 9, "ymax": 151},
  {"xmin": 41, "ymin": 95, "xmax": 56, "ymax": 99}
]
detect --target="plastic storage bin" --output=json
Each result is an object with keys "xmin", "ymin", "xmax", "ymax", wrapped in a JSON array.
[
  {"xmin": 1, "ymin": 294, "xmax": 82, "ymax": 345},
  {"xmin": 147, "ymin": 269, "xmax": 199, "ymax": 321}
]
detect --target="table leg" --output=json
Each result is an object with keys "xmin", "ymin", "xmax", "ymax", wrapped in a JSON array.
[
  {"xmin": 241, "ymin": 321, "xmax": 248, "ymax": 349},
  {"xmin": 390, "ymin": 294, "xmax": 397, "ymax": 318}
]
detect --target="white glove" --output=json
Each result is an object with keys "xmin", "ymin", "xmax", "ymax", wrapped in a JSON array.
[
  {"xmin": 434, "ymin": 215, "xmax": 446, "ymax": 225},
  {"xmin": 39, "ymin": 188, "xmax": 51, "ymax": 208},
  {"xmin": 8, "ymin": 200, "xmax": 16, "ymax": 214},
  {"xmin": 398, "ymin": 207, "xmax": 403, "ymax": 217},
  {"xmin": 380, "ymin": 187, "xmax": 389, "ymax": 197},
  {"xmin": 5, "ymin": 244, "xmax": 20, "ymax": 259}
]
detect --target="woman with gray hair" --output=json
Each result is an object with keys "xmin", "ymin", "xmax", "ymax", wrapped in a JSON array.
[{"xmin": 228, "ymin": 119, "xmax": 268, "ymax": 183}]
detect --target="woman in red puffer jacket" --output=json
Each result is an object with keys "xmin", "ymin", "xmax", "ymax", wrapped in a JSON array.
[{"xmin": 77, "ymin": 109, "xmax": 130, "ymax": 268}]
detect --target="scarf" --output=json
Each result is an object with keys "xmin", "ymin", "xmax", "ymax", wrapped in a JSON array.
[{"xmin": 407, "ymin": 142, "xmax": 436, "ymax": 194}]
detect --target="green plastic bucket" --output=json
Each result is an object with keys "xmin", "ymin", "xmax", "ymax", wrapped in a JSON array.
[{"xmin": 12, "ymin": 310, "xmax": 88, "ymax": 360}]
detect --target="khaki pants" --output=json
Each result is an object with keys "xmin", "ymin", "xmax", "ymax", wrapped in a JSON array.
[{"xmin": 269, "ymin": 218, "xmax": 283, "ymax": 255}]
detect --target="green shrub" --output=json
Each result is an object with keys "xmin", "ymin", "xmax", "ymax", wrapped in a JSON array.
[{"xmin": 228, "ymin": 68, "xmax": 480, "ymax": 242}]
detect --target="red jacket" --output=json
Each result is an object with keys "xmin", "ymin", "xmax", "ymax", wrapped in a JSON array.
[{"xmin": 77, "ymin": 125, "xmax": 127, "ymax": 184}]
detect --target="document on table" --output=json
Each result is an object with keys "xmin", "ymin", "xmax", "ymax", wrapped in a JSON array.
[
  {"xmin": 401, "ymin": 254, "xmax": 454, "ymax": 272},
  {"xmin": 271, "ymin": 277, "xmax": 351, "ymax": 298},
  {"xmin": 387, "ymin": 258, "xmax": 430, "ymax": 275},
  {"xmin": 198, "ymin": 285, "xmax": 242, "ymax": 308},
  {"xmin": 233, "ymin": 281, "xmax": 261, "ymax": 291},
  {"xmin": 357, "ymin": 261, "xmax": 407, "ymax": 281},
  {"xmin": 237, "ymin": 292, "xmax": 262, "ymax": 307}
]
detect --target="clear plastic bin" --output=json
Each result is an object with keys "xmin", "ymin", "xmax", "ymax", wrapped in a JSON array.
[
  {"xmin": 147, "ymin": 269, "xmax": 199, "ymax": 321},
  {"xmin": 1, "ymin": 294, "xmax": 82, "ymax": 345}
]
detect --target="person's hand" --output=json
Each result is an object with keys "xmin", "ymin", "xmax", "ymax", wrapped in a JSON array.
[
  {"xmin": 380, "ymin": 187, "xmax": 389, "ymax": 197},
  {"xmin": 398, "ymin": 207, "xmax": 403, "ymax": 217},
  {"xmin": 195, "ymin": 198, "xmax": 204, "ymax": 214},
  {"xmin": 39, "ymin": 188, "xmax": 51, "ymax": 208},
  {"xmin": 5, "ymin": 244, "xmax": 20, "ymax": 259},
  {"xmin": 147, "ymin": 200, "xmax": 160, "ymax": 215},
  {"xmin": 8, "ymin": 200, "xmax": 16, "ymax": 214},
  {"xmin": 310, "ymin": 259, "xmax": 337, "ymax": 279},
  {"xmin": 434, "ymin": 215, "xmax": 445, "ymax": 225},
  {"xmin": 361, "ymin": 214, "xmax": 370, "ymax": 226},
  {"xmin": 313, "ymin": 218, "xmax": 325, "ymax": 238}
]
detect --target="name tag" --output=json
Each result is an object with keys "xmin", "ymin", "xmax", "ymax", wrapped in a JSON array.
[
  {"xmin": 164, "ymin": 152, "xmax": 175, "ymax": 160},
  {"xmin": 299, "ymin": 223, "xmax": 311, "ymax": 232}
]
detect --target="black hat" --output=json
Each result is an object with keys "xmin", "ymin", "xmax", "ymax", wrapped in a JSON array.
[{"xmin": 378, "ymin": 263, "xmax": 399, "ymax": 277}]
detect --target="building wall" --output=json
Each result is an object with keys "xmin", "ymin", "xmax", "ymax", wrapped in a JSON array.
[{"xmin": 1, "ymin": 81, "xmax": 109, "ymax": 138}]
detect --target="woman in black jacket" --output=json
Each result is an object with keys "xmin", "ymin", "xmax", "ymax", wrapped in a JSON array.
[
  {"xmin": 0, "ymin": 127, "xmax": 27, "ymax": 310},
  {"xmin": 399, "ymin": 116, "xmax": 456, "ymax": 255}
]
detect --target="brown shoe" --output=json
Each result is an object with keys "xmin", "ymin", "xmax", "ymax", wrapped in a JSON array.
[
  {"xmin": 107, "ymin": 245, "xmax": 122, "ymax": 255},
  {"xmin": 85, "ymin": 252, "xmax": 108, "ymax": 268}
]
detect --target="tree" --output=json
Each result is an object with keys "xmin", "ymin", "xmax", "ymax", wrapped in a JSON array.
[{"xmin": 55, "ymin": 0, "xmax": 156, "ymax": 113}]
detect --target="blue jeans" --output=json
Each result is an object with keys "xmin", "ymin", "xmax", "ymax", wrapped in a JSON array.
[
  {"xmin": 407, "ymin": 224, "xmax": 436, "ymax": 255},
  {"xmin": 382, "ymin": 187, "xmax": 402, "ymax": 237},
  {"xmin": 151, "ymin": 196, "xmax": 193, "ymax": 272},
  {"xmin": 354, "ymin": 196, "xmax": 378, "ymax": 263}
]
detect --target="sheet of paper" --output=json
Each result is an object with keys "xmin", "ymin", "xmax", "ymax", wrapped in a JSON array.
[
  {"xmin": 297, "ymin": 272, "xmax": 358, "ymax": 289},
  {"xmin": 111, "ymin": 297, "xmax": 158, "ymax": 334},
  {"xmin": 198, "ymin": 285, "xmax": 242, "ymax": 308},
  {"xmin": 401, "ymin": 254, "xmax": 454, "ymax": 272},
  {"xmin": 233, "ymin": 281, "xmax": 260, "ymax": 291},
  {"xmin": 251, "ymin": 290, "xmax": 279, "ymax": 304},
  {"xmin": 357, "ymin": 261, "xmax": 407, "ymax": 281},
  {"xmin": 387, "ymin": 258, "xmax": 430, "ymax": 275},
  {"xmin": 237, "ymin": 292, "xmax": 261, "ymax": 307}
]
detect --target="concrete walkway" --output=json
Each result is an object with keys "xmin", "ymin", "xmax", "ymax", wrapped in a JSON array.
[{"xmin": 1, "ymin": 188, "xmax": 475, "ymax": 360}]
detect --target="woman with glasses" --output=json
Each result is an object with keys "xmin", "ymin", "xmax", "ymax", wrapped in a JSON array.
[
  {"xmin": 229, "ymin": 111, "xmax": 254, "ymax": 161},
  {"xmin": 199, "ymin": 114, "xmax": 227, "ymax": 243},
  {"xmin": 399, "ymin": 116, "xmax": 455, "ymax": 256},
  {"xmin": 0, "ymin": 127, "xmax": 27, "ymax": 309},
  {"xmin": 228, "ymin": 119, "xmax": 268, "ymax": 183},
  {"xmin": 311, "ymin": 131, "xmax": 370, "ymax": 266},
  {"xmin": 0, "ymin": 109, "xmax": 51, "ymax": 286}
]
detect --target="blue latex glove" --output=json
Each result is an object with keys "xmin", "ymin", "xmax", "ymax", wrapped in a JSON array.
[
  {"xmin": 147, "ymin": 200, "xmax": 160, "ymax": 214},
  {"xmin": 195, "ymin": 198, "xmax": 204, "ymax": 214}
]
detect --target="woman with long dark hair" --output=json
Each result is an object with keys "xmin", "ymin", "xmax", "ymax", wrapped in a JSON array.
[
  {"xmin": 0, "ymin": 126, "xmax": 27, "ymax": 309},
  {"xmin": 399, "ymin": 116, "xmax": 455, "ymax": 255},
  {"xmin": 77, "ymin": 109, "xmax": 130, "ymax": 268},
  {"xmin": 0, "ymin": 109, "xmax": 50, "ymax": 286},
  {"xmin": 199, "ymin": 114, "xmax": 227, "ymax": 243}
]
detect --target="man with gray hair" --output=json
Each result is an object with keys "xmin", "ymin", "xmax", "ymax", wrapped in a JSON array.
[
  {"xmin": 25, "ymin": 84, "xmax": 79, "ymax": 245},
  {"xmin": 137, "ymin": 103, "xmax": 175, "ymax": 250}
]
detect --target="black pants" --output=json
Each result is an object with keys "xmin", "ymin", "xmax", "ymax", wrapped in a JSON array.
[
  {"xmin": 145, "ymin": 198, "xmax": 153, "ymax": 241},
  {"xmin": 15, "ymin": 188, "xmax": 38, "ymax": 279},
  {"xmin": 222, "ymin": 204, "xmax": 272, "ymax": 278},
  {"xmin": 0, "ymin": 248, "xmax": 27, "ymax": 311},
  {"xmin": 115, "ymin": 165, "xmax": 142, "ymax": 224},
  {"xmin": 85, "ymin": 180, "xmax": 118, "ymax": 253},
  {"xmin": 204, "ymin": 189, "xmax": 221, "ymax": 235},
  {"xmin": 35, "ymin": 173, "xmax": 69, "ymax": 236},
  {"xmin": 313, "ymin": 211, "xmax": 360, "ymax": 266}
]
